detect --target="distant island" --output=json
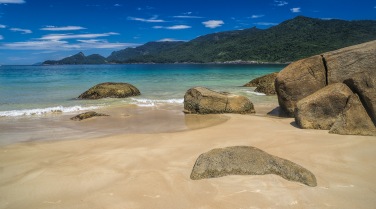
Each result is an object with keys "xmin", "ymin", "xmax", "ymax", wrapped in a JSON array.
[{"xmin": 42, "ymin": 16, "xmax": 376, "ymax": 65}]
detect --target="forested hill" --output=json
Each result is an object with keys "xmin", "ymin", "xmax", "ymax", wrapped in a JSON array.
[{"xmin": 43, "ymin": 16, "xmax": 376, "ymax": 65}]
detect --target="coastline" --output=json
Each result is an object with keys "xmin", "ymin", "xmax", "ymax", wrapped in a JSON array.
[{"xmin": 1, "ymin": 104, "xmax": 376, "ymax": 209}]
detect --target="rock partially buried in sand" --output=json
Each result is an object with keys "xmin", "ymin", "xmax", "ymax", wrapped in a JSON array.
[
  {"xmin": 190, "ymin": 146, "xmax": 317, "ymax": 187},
  {"xmin": 184, "ymin": 87, "xmax": 255, "ymax": 114},
  {"xmin": 78, "ymin": 82, "xmax": 140, "ymax": 99},
  {"xmin": 70, "ymin": 111, "xmax": 109, "ymax": 121},
  {"xmin": 243, "ymin": 72, "xmax": 278, "ymax": 95}
]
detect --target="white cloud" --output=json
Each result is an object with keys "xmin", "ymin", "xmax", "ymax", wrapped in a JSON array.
[
  {"xmin": 40, "ymin": 32, "xmax": 119, "ymax": 41},
  {"xmin": 254, "ymin": 22, "xmax": 278, "ymax": 26},
  {"xmin": 158, "ymin": 38, "xmax": 184, "ymax": 42},
  {"xmin": 128, "ymin": 16, "xmax": 165, "ymax": 23},
  {"xmin": 0, "ymin": 0, "xmax": 25, "ymax": 4},
  {"xmin": 154, "ymin": 25, "xmax": 191, "ymax": 30},
  {"xmin": 1, "ymin": 39, "xmax": 138, "ymax": 50},
  {"xmin": 10, "ymin": 28, "xmax": 32, "ymax": 34},
  {"xmin": 40, "ymin": 26, "xmax": 87, "ymax": 31},
  {"xmin": 173, "ymin": 15, "xmax": 203, "ymax": 19},
  {"xmin": 202, "ymin": 20, "xmax": 224, "ymax": 29},
  {"xmin": 0, "ymin": 35, "xmax": 3, "ymax": 40},
  {"xmin": 290, "ymin": 7, "xmax": 301, "ymax": 13},
  {"xmin": 274, "ymin": 0, "xmax": 288, "ymax": 6},
  {"xmin": 251, "ymin": 15, "xmax": 264, "ymax": 19},
  {"xmin": 114, "ymin": 4, "xmax": 121, "ymax": 7},
  {"xmin": 0, "ymin": 24, "xmax": 6, "ymax": 28}
]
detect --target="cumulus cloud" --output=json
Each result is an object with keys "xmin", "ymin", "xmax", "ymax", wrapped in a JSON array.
[
  {"xmin": 114, "ymin": 4, "xmax": 121, "ymax": 7},
  {"xmin": 0, "ymin": 24, "xmax": 6, "ymax": 28},
  {"xmin": 202, "ymin": 20, "xmax": 224, "ymax": 29},
  {"xmin": 10, "ymin": 28, "xmax": 32, "ymax": 34},
  {"xmin": 274, "ymin": 0, "xmax": 288, "ymax": 6},
  {"xmin": 0, "ymin": 35, "xmax": 3, "ymax": 40},
  {"xmin": 251, "ymin": 15, "xmax": 264, "ymax": 19},
  {"xmin": 40, "ymin": 26, "xmax": 87, "ymax": 31},
  {"xmin": 0, "ymin": 0, "xmax": 25, "ymax": 4},
  {"xmin": 154, "ymin": 25, "xmax": 191, "ymax": 30},
  {"xmin": 128, "ymin": 16, "xmax": 165, "ymax": 23},
  {"xmin": 290, "ymin": 7, "xmax": 301, "ymax": 13},
  {"xmin": 40, "ymin": 32, "xmax": 119, "ymax": 41}
]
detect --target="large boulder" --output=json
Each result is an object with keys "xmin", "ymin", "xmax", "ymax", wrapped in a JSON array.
[
  {"xmin": 183, "ymin": 87, "xmax": 255, "ymax": 114},
  {"xmin": 78, "ymin": 82, "xmax": 140, "ymax": 99},
  {"xmin": 329, "ymin": 94, "xmax": 376, "ymax": 136},
  {"xmin": 295, "ymin": 83, "xmax": 353, "ymax": 130},
  {"xmin": 275, "ymin": 40, "xmax": 376, "ymax": 116},
  {"xmin": 343, "ymin": 73, "xmax": 376, "ymax": 125},
  {"xmin": 275, "ymin": 56, "xmax": 327, "ymax": 116},
  {"xmin": 243, "ymin": 72, "xmax": 278, "ymax": 95},
  {"xmin": 190, "ymin": 146, "xmax": 317, "ymax": 187}
]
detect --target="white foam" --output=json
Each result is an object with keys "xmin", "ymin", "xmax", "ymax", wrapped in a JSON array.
[
  {"xmin": 130, "ymin": 98, "xmax": 184, "ymax": 107},
  {"xmin": 0, "ymin": 105, "xmax": 99, "ymax": 117},
  {"xmin": 245, "ymin": 91, "xmax": 266, "ymax": 96}
]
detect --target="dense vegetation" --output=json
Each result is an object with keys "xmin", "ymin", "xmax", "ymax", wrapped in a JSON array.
[
  {"xmin": 43, "ymin": 16, "xmax": 376, "ymax": 65},
  {"xmin": 43, "ymin": 52, "xmax": 107, "ymax": 65}
]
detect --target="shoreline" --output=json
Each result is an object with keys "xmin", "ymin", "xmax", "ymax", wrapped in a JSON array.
[{"xmin": 1, "ymin": 105, "xmax": 375, "ymax": 208}]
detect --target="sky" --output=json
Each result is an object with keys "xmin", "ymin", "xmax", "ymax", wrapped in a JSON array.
[{"xmin": 0, "ymin": 0, "xmax": 375, "ymax": 65}]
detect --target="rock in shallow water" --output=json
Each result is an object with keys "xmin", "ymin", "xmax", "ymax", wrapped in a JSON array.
[
  {"xmin": 184, "ymin": 87, "xmax": 255, "ymax": 114},
  {"xmin": 243, "ymin": 72, "xmax": 278, "ymax": 95},
  {"xmin": 191, "ymin": 146, "xmax": 317, "ymax": 187},
  {"xmin": 70, "ymin": 111, "xmax": 109, "ymax": 121},
  {"xmin": 78, "ymin": 82, "xmax": 140, "ymax": 99}
]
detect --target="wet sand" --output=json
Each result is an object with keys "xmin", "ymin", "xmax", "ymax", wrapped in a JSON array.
[{"xmin": 0, "ymin": 104, "xmax": 376, "ymax": 209}]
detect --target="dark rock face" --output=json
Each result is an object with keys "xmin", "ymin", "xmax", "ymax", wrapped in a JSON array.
[
  {"xmin": 70, "ymin": 111, "xmax": 109, "ymax": 121},
  {"xmin": 190, "ymin": 146, "xmax": 317, "ymax": 187},
  {"xmin": 78, "ymin": 82, "xmax": 141, "ymax": 99},
  {"xmin": 275, "ymin": 55, "xmax": 326, "ymax": 116},
  {"xmin": 329, "ymin": 94, "xmax": 376, "ymax": 136},
  {"xmin": 295, "ymin": 83, "xmax": 353, "ymax": 130},
  {"xmin": 243, "ymin": 72, "xmax": 278, "ymax": 95},
  {"xmin": 183, "ymin": 87, "xmax": 255, "ymax": 114},
  {"xmin": 343, "ymin": 73, "xmax": 376, "ymax": 125},
  {"xmin": 275, "ymin": 40, "xmax": 376, "ymax": 117}
]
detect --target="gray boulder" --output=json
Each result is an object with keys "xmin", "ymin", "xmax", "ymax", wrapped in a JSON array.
[
  {"xmin": 183, "ymin": 87, "xmax": 255, "ymax": 114},
  {"xmin": 275, "ymin": 40, "xmax": 376, "ymax": 116},
  {"xmin": 243, "ymin": 72, "xmax": 278, "ymax": 95},
  {"xmin": 295, "ymin": 83, "xmax": 353, "ymax": 130},
  {"xmin": 190, "ymin": 146, "xmax": 317, "ymax": 187},
  {"xmin": 78, "ymin": 82, "xmax": 140, "ymax": 99},
  {"xmin": 329, "ymin": 94, "xmax": 376, "ymax": 136}
]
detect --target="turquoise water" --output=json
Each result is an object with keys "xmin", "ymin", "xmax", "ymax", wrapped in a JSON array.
[{"xmin": 0, "ymin": 64, "xmax": 285, "ymax": 117}]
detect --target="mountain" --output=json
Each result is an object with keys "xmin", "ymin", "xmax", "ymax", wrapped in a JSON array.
[
  {"xmin": 43, "ymin": 52, "xmax": 107, "ymax": 65},
  {"xmin": 43, "ymin": 16, "xmax": 376, "ymax": 65}
]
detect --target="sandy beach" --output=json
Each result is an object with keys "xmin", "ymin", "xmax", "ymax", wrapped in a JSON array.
[{"xmin": 1, "ymin": 103, "xmax": 375, "ymax": 209}]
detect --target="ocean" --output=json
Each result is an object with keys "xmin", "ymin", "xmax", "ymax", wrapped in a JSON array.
[{"xmin": 0, "ymin": 64, "xmax": 285, "ymax": 117}]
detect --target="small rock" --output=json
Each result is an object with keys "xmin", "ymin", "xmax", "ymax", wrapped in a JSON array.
[
  {"xmin": 243, "ymin": 72, "xmax": 278, "ymax": 95},
  {"xmin": 190, "ymin": 146, "xmax": 317, "ymax": 187},
  {"xmin": 70, "ymin": 111, "xmax": 109, "ymax": 121}
]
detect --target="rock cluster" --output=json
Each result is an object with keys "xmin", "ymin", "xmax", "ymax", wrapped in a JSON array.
[
  {"xmin": 243, "ymin": 72, "xmax": 278, "ymax": 95},
  {"xmin": 190, "ymin": 146, "xmax": 317, "ymax": 187},
  {"xmin": 78, "ymin": 82, "xmax": 140, "ymax": 99},
  {"xmin": 183, "ymin": 87, "xmax": 255, "ymax": 114},
  {"xmin": 275, "ymin": 40, "xmax": 376, "ymax": 136}
]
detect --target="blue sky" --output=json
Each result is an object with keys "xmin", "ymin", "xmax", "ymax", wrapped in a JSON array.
[{"xmin": 0, "ymin": 0, "xmax": 375, "ymax": 65}]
